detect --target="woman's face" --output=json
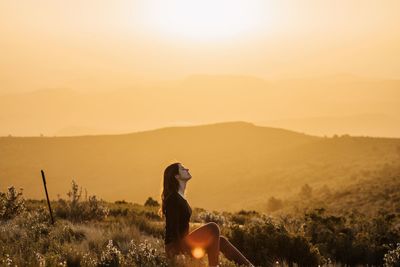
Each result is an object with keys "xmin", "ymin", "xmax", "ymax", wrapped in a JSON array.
[{"xmin": 176, "ymin": 163, "xmax": 192, "ymax": 181}]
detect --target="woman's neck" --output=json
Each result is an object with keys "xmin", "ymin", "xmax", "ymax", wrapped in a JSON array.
[{"xmin": 177, "ymin": 179, "xmax": 187, "ymax": 198}]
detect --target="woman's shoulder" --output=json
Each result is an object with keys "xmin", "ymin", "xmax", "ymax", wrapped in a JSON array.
[
  {"xmin": 165, "ymin": 192, "xmax": 181, "ymax": 212},
  {"xmin": 165, "ymin": 191, "xmax": 188, "ymax": 208},
  {"xmin": 165, "ymin": 191, "xmax": 180, "ymax": 203}
]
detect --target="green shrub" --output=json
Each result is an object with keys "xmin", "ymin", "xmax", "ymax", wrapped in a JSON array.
[
  {"xmin": 0, "ymin": 186, "xmax": 25, "ymax": 220},
  {"xmin": 144, "ymin": 197, "xmax": 160, "ymax": 207},
  {"xmin": 128, "ymin": 211, "xmax": 164, "ymax": 238},
  {"xmin": 226, "ymin": 216, "xmax": 323, "ymax": 267},
  {"xmin": 304, "ymin": 208, "xmax": 400, "ymax": 266},
  {"xmin": 109, "ymin": 207, "xmax": 128, "ymax": 217},
  {"xmin": 55, "ymin": 180, "xmax": 109, "ymax": 222},
  {"xmin": 99, "ymin": 240, "xmax": 124, "ymax": 267},
  {"xmin": 267, "ymin": 196, "xmax": 284, "ymax": 212},
  {"xmin": 114, "ymin": 200, "xmax": 128, "ymax": 204},
  {"xmin": 125, "ymin": 239, "xmax": 168, "ymax": 267},
  {"xmin": 384, "ymin": 243, "xmax": 400, "ymax": 267},
  {"xmin": 230, "ymin": 213, "xmax": 247, "ymax": 225},
  {"xmin": 198, "ymin": 210, "xmax": 226, "ymax": 225}
]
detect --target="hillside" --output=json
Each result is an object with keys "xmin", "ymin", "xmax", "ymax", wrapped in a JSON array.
[
  {"xmin": 1, "ymin": 74, "xmax": 400, "ymax": 137},
  {"xmin": 274, "ymin": 162, "xmax": 400, "ymax": 218},
  {"xmin": 1, "ymin": 121, "xmax": 400, "ymax": 211}
]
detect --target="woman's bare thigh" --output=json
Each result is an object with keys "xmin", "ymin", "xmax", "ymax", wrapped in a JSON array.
[{"xmin": 183, "ymin": 222, "xmax": 220, "ymax": 249}]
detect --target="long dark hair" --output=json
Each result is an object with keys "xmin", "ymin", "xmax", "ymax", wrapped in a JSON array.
[{"xmin": 160, "ymin": 162, "xmax": 180, "ymax": 217}]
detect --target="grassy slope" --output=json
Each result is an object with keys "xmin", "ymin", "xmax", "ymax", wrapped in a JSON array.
[
  {"xmin": 1, "ymin": 121, "xmax": 400, "ymax": 211},
  {"xmin": 271, "ymin": 162, "xmax": 400, "ymax": 221}
]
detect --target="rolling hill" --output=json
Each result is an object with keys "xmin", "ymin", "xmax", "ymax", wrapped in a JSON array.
[
  {"xmin": 1, "ymin": 74, "xmax": 400, "ymax": 137},
  {"xmin": 1, "ymin": 121, "xmax": 399, "ymax": 211}
]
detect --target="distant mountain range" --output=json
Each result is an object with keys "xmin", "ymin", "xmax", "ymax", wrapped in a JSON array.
[
  {"xmin": 259, "ymin": 113, "xmax": 400, "ymax": 138},
  {"xmin": 1, "ymin": 121, "xmax": 399, "ymax": 211},
  {"xmin": 1, "ymin": 74, "xmax": 399, "ymax": 137}
]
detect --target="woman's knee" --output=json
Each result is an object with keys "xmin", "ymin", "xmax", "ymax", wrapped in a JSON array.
[{"xmin": 206, "ymin": 222, "xmax": 220, "ymax": 236}]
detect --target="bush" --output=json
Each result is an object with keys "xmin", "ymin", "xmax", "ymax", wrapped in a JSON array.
[
  {"xmin": 266, "ymin": 196, "xmax": 284, "ymax": 212},
  {"xmin": 125, "ymin": 239, "xmax": 168, "ymax": 267},
  {"xmin": 18, "ymin": 207, "xmax": 52, "ymax": 240},
  {"xmin": 128, "ymin": 212, "xmax": 164, "ymax": 238},
  {"xmin": 115, "ymin": 200, "xmax": 128, "ymax": 204},
  {"xmin": 303, "ymin": 208, "xmax": 400, "ymax": 266},
  {"xmin": 99, "ymin": 240, "xmax": 124, "ymax": 267},
  {"xmin": 144, "ymin": 197, "xmax": 160, "ymax": 207},
  {"xmin": 384, "ymin": 243, "xmax": 400, "ymax": 267},
  {"xmin": 230, "ymin": 213, "xmax": 247, "ymax": 225},
  {"xmin": 299, "ymin": 184, "xmax": 313, "ymax": 199},
  {"xmin": 109, "ymin": 207, "xmax": 129, "ymax": 217},
  {"xmin": 55, "ymin": 180, "xmax": 109, "ymax": 222},
  {"xmin": 227, "ymin": 216, "xmax": 323, "ymax": 267},
  {"xmin": 229, "ymin": 210, "xmax": 259, "ymax": 225},
  {"xmin": 0, "ymin": 186, "xmax": 25, "ymax": 220},
  {"xmin": 198, "ymin": 211, "xmax": 226, "ymax": 225},
  {"xmin": 237, "ymin": 210, "xmax": 259, "ymax": 216}
]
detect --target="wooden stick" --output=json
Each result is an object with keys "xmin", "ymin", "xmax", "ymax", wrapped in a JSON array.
[{"xmin": 41, "ymin": 170, "xmax": 54, "ymax": 224}]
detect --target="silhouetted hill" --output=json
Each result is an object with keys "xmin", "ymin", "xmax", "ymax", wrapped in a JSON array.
[
  {"xmin": 1, "ymin": 74, "xmax": 399, "ymax": 137},
  {"xmin": 1, "ymin": 121, "xmax": 400, "ymax": 211}
]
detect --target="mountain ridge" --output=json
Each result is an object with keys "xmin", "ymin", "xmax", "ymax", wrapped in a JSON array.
[
  {"xmin": 1, "ymin": 74, "xmax": 399, "ymax": 137},
  {"xmin": 1, "ymin": 121, "xmax": 399, "ymax": 211}
]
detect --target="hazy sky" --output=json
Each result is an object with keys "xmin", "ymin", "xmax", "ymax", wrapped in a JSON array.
[{"xmin": 1, "ymin": 0, "xmax": 399, "ymax": 92}]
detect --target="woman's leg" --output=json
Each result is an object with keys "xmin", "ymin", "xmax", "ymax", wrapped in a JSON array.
[
  {"xmin": 183, "ymin": 223, "xmax": 254, "ymax": 266},
  {"xmin": 184, "ymin": 222, "xmax": 221, "ymax": 266},
  {"xmin": 219, "ymin": 235, "xmax": 253, "ymax": 266}
]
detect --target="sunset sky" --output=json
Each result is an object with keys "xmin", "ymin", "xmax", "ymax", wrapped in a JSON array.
[{"xmin": 1, "ymin": 0, "xmax": 399, "ymax": 93}]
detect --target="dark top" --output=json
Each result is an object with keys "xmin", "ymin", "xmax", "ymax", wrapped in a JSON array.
[{"xmin": 164, "ymin": 191, "xmax": 192, "ymax": 245}]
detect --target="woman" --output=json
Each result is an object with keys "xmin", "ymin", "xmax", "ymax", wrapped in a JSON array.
[{"xmin": 160, "ymin": 162, "xmax": 254, "ymax": 267}]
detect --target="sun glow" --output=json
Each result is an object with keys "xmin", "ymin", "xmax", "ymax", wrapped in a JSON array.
[
  {"xmin": 140, "ymin": 0, "xmax": 268, "ymax": 42},
  {"xmin": 191, "ymin": 247, "xmax": 206, "ymax": 259}
]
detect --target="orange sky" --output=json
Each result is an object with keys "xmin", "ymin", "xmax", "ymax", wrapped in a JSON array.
[{"xmin": 1, "ymin": 0, "xmax": 400, "ymax": 93}]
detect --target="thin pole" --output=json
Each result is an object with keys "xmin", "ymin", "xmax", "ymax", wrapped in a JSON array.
[{"xmin": 41, "ymin": 170, "xmax": 54, "ymax": 224}]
